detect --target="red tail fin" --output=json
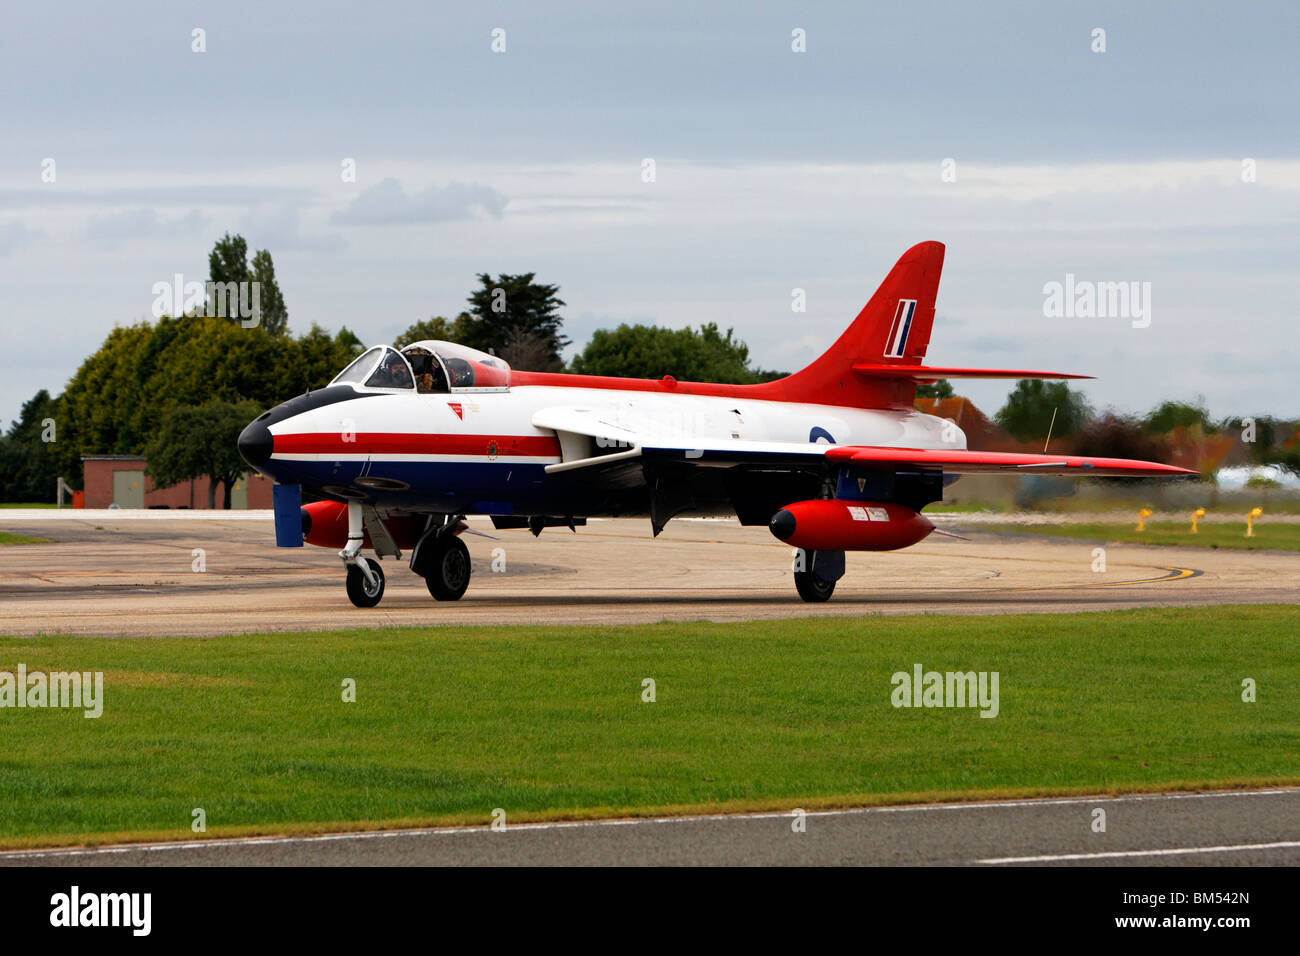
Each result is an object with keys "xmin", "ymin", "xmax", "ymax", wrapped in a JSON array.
[{"xmin": 773, "ymin": 241, "xmax": 945, "ymax": 408}]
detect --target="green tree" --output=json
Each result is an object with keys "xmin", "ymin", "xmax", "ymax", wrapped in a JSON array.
[
  {"xmin": 54, "ymin": 317, "xmax": 362, "ymax": 483},
  {"xmin": 916, "ymin": 379, "xmax": 954, "ymax": 399},
  {"xmin": 0, "ymin": 390, "xmax": 61, "ymax": 501},
  {"xmin": 206, "ymin": 232, "xmax": 288, "ymax": 334},
  {"xmin": 571, "ymin": 322, "xmax": 772, "ymax": 383},
  {"xmin": 333, "ymin": 326, "xmax": 365, "ymax": 357},
  {"xmin": 208, "ymin": 233, "xmax": 250, "ymax": 287},
  {"xmin": 1069, "ymin": 411, "xmax": 1170, "ymax": 462},
  {"xmin": 145, "ymin": 400, "xmax": 263, "ymax": 509},
  {"xmin": 994, "ymin": 379, "xmax": 1091, "ymax": 443},
  {"xmin": 1144, "ymin": 400, "xmax": 1215, "ymax": 434},
  {"xmin": 250, "ymin": 249, "xmax": 288, "ymax": 335},
  {"xmin": 393, "ymin": 316, "xmax": 468, "ymax": 350},
  {"xmin": 459, "ymin": 273, "xmax": 567, "ymax": 369}
]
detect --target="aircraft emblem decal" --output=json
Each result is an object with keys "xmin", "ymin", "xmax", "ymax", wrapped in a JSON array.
[
  {"xmin": 884, "ymin": 299, "xmax": 917, "ymax": 358},
  {"xmin": 448, "ymin": 402, "xmax": 464, "ymax": 420}
]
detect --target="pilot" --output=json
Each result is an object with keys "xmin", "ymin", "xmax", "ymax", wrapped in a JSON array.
[{"xmin": 373, "ymin": 354, "xmax": 412, "ymax": 388}]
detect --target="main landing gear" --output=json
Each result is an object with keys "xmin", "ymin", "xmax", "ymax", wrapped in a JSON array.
[
  {"xmin": 411, "ymin": 514, "xmax": 472, "ymax": 602},
  {"xmin": 792, "ymin": 548, "xmax": 844, "ymax": 603},
  {"xmin": 422, "ymin": 534, "xmax": 471, "ymax": 601}
]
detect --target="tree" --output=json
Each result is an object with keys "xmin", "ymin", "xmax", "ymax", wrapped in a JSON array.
[
  {"xmin": 916, "ymin": 379, "xmax": 954, "ymax": 399},
  {"xmin": 571, "ymin": 322, "xmax": 772, "ymax": 383},
  {"xmin": 53, "ymin": 317, "xmax": 362, "ymax": 482},
  {"xmin": 206, "ymin": 232, "xmax": 288, "ymax": 335},
  {"xmin": 994, "ymin": 379, "xmax": 1091, "ymax": 443},
  {"xmin": 0, "ymin": 389, "xmax": 61, "ymax": 501},
  {"xmin": 145, "ymin": 400, "xmax": 263, "ymax": 509},
  {"xmin": 208, "ymin": 233, "xmax": 249, "ymax": 288},
  {"xmin": 459, "ymin": 273, "xmax": 567, "ymax": 369},
  {"xmin": 1144, "ymin": 400, "xmax": 1215, "ymax": 434},
  {"xmin": 393, "ymin": 316, "xmax": 468, "ymax": 350},
  {"xmin": 250, "ymin": 249, "xmax": 288, "ymax": 336},
  {"xmin": 1069, "ymin": 411, "xmax": 1170, "ymax": 461}
]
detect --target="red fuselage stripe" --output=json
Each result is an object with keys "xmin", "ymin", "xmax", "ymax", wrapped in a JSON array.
[{"xmin": 274, "ymin": 433, "xmax": 562, "ymax": 456}]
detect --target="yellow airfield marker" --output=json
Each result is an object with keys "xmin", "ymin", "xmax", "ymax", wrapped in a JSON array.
[
  {"xmin": 1191, "ymin": 508, "xmax": 1205, "ymax": 534},
  {"xmin": 1246, "ymin": 507, "xmax": 1263, "ymax": 538},
  {"xmin": 1136, "ymin": 508, "xmax": 1153, "ymax": 532}
]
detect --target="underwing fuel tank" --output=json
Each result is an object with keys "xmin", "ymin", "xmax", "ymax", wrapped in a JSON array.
[
  {"xmin": 300, "ymin": 500, "xmax": 428, "ymax": 550},
  {"xmin": 768, "ymin": 500, "xmax": 935, "ymax": 551}
]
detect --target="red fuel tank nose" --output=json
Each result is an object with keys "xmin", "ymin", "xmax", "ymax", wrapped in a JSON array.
[{"xmin": 768, "ymin": 500, "xmax": 935, "ymax": 552}]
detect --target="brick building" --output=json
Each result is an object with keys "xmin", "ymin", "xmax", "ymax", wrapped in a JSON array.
[{"xmin": 80, "ymin": 456, "xmax": 273, "ymax": 509}]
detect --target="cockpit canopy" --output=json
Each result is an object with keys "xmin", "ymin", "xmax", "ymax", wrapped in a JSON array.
[{"xmin": 329, "ymin": 341, "xmax": 510, "ymax": 393}]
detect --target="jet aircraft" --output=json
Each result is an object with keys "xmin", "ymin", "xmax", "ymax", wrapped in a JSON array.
[{"xmin": 237, "ymin": 241, "xmax": 1194, "ymax": 606}]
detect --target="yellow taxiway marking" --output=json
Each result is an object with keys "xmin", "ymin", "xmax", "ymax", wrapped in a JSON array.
[{"xmin": 1005, "ymin": 566, "xmax": 1202, "ymax": 592}]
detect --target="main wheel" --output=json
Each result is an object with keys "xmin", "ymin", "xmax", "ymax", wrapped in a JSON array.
[
  {"xmin": 794, "ymin": 570, "xmax": 835, "ymax": 603},
  {"xmin": 425, "ymin": 536, "xmax": 471, "ymax": 601},
  {"xmin": 345, "ymin": 558, "xmax": 385, "ymax": 608}
]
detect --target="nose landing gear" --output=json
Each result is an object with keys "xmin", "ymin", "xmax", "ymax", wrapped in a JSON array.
[
  {"xmin": 345, "ymin": 558, "xmax": 386, "ymax": 607},
  {"xmin": 340, "ymin": 500, "xmax": 388, "ymax": 608}
]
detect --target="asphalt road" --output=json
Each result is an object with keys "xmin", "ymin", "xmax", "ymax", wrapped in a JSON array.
[
  {"xmin": 2, "ymin": 789, "xmax": 1296, "ymax": 866},
  {"xmin": 1, "ymin": 513, "xmax": 1295, "ymax": 636}
]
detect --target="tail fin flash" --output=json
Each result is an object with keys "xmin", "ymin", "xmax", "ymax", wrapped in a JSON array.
[{"xmin": 776, "ymin": 241, "xmax": 945, "ymax": 407}]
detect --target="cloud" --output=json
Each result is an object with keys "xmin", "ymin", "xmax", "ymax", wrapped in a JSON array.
[
  {"xmin": 239, "ymin": 203, "xmax": 346, "ymax": 252},
  {"xmin": 86, "ymin": 208, "xmax": 208, "ymax": 241},
  {"xmin": 0, "ymin": 219, "xmax": 42, "ymax": 256},
  {"xmin": 331, "ymin": 178, "xmax": 507, "ymax": 226}
]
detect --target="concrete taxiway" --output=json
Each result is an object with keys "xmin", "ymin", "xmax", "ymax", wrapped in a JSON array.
[
  {"xmin": 2, "ymin": 788, "xmax": 1296, "ymax": 866},
  {"xmin": 0, "ymin": 512, "xmax": 1295, "ymax": 636}
]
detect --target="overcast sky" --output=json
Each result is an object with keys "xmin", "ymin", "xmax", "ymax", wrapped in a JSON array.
[{"xmin": 1, "ymin": 0, "xmax": 1296, "ymax": 426}]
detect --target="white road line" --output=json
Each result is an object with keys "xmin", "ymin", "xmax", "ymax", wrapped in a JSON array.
[
  {"xmin": 1, "ymin": 787, "xmax": 1294, "ymax": 860},
  {"xmin": 978, "ymin": 840, "xmax": 1300, "ymax": 864}
]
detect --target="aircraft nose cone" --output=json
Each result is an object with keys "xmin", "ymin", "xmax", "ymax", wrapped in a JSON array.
[
  {"xmin": 769, "ymin": 508, "xmax": 796, "ymax": 541},
  {"xmin": 238, "ymin": 418, "xmax": 273, "ymax": 468}
]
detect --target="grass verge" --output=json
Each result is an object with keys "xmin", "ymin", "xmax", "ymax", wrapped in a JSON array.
[
  {"xmin": 0, "ymin": 605, "xmax": 1296, "ymax": 848},
  {"xmin": 0, "ymin": 531, "xmax": 52, "ymax": 545},
  {"xmin": 1000, "ymin": 520, "xmax": 1300, "ymax": 551}
]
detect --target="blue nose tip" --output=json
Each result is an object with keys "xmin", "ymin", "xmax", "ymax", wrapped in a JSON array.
[{"xmin": 238, "ymin": 418, "xmax": 273, "ymax": 468}]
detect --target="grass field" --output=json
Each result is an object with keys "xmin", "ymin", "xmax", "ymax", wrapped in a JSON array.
[
  {"xmin": 1003, "ymin": 520, "xmax": 1300, "ymax": 551},
  {"xmin": 0, "ymin": 531, "xmax": 52, "ymax": 545},
  {"xmin": 0, "ymin": 503, "xmax": 56, "ymax": 509},
  {"xmin": 0, "ymin": 605, "xmax": 1296, "ymax": 848}
]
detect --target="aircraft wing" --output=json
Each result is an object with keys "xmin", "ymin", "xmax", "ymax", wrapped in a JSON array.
[
  {"xmin": 532, "ymin": 406, "xmax": 1195, "ymax": 478},
  {"xmin": 818, "ymin": 446, "xmax": 1196, "ymax": 476},
  {"xmin": 634, "ymin": 441, "xmax": 1196, "ymax": 477}
]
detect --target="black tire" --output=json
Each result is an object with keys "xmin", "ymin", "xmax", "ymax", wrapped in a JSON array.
[
  {"xmin": 425, "ymin": 536, "xmax": 471, "ymax": 601},
  {"xmin": 345, "ymin": 558, "xmax": 385, "ymax": 608},
  {"xmin": 794, "ymin": 570, "xmax": 835, "ymax": 603}
]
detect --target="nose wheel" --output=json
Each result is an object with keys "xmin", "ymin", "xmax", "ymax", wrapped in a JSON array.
[
  {"xmin": 424, "ymin": 536, "xmax": 472, "ymax": 601},
  {"xmin": 345, "ymin": 557, "xmax": 386, "ymax": 608}
]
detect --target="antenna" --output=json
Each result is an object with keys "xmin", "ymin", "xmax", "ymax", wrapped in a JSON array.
[{"xmin": 1043, "ymin": 407, "xmax": 1058, "ymax": 454}]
